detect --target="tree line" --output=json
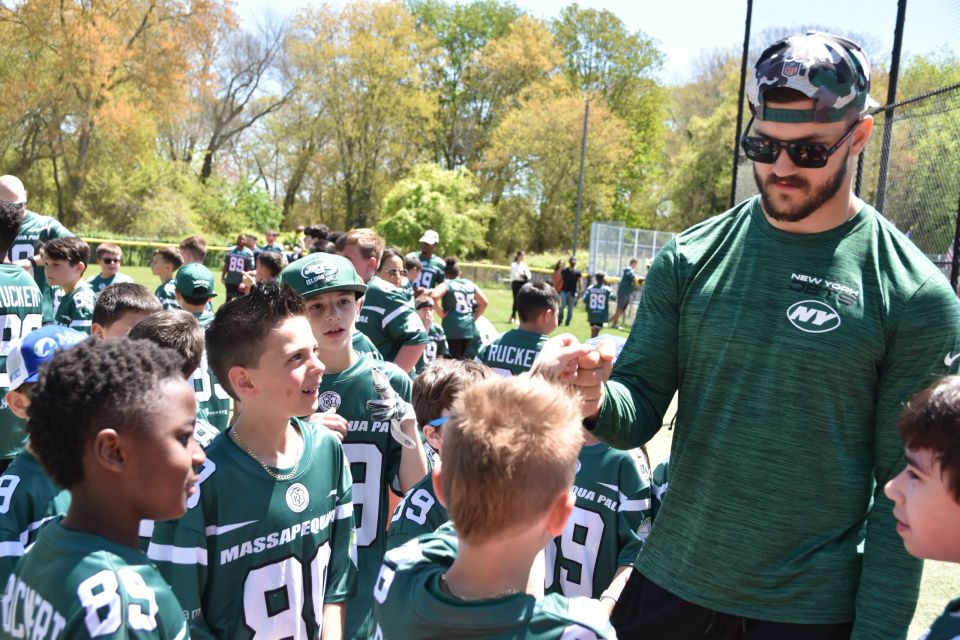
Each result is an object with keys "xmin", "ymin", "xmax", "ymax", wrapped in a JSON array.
[{"xmin": 0, "ymin": 0, "xmax": 955, "ymax": 259}]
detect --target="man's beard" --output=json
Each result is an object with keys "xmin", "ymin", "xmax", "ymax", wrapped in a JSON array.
[{"xmin": 754, "ymin": 147, "xmax": 849, "ymax": 224}]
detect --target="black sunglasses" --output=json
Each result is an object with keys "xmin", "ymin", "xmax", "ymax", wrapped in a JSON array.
[
  {"xmin": 740, "ymin": 117, "xmax": 862, "ymax": 169},
  {"xmin": 101, "ymin": 257, "xmax": 121, "ymax": 265}
]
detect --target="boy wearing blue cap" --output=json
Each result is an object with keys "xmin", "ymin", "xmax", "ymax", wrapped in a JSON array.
[
  {"xmin": 282, "ymin": 251, "xmax": 428, "ymax": 639},
  {"xmin": 0, "ymin": 325, "xmax": 86, "ymax": 584}
]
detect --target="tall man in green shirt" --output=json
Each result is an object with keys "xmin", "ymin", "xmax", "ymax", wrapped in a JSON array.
[{"xmin": 557, "ymin": 32, "xmax": 960, "ymax": 640}]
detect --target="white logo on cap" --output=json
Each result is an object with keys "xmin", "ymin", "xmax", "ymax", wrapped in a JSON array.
[
  {"xmin": 33, "ymin": 337, "xmax": 58, "ymax": 358},
  {"xmin": 301, "ymin": 261, "xmax": 339, "ymax": 287}
]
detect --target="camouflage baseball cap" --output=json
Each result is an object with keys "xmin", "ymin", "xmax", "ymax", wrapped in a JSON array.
[
  {"xmin": 281, "ymin": 252, "xmax": 367, "ymax": 299},
  {"xmin": 747, "ymin": 32, "xmax": 878, "ymax": 123}
]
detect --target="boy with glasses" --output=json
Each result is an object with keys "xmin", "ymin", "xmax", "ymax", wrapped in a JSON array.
[{"xmin": 87, "ymin": 243, "xmax": 134, "ymax": 293}]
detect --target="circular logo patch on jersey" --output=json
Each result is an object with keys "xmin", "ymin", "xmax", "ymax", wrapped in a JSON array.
[
  {"xmin": 318, "ymin": 391, "xmax": 342, "ymax": 411},
  {"xmin": 286, "ymin": 483, "xmax": 310, "ymax": 513}
]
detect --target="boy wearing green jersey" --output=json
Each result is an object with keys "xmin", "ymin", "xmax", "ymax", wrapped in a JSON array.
[
  {"xmin": 414, "ymin": 295, "xmax": 448, "ymax": 374},
  {"xmin": 0, "ymin": 175, "xmax": 74, "ymax": 325},
  {"xmin": 0, "ymin": 325, "xmax": 85, "ymax": 584},
  {"xmin": 282, "ymin": 251, "xmax": 428, "ymax": 639},
  {"xmin": 581, "ymin": 272, "xmax": 614, "ymax": 339},
  {"xmin": 2, "ymin": 338, "xmax": 203, "ymax": 639},
  {"xmin": 149, "ymin": 247, "xmax": 182, "ymax": 311},
  {"xmin": 406, "ymin": 229, "xmax": 445, "ymax": 291},
  {"xmin": 609, "ymin": 258, "xmax": 638, "ymax": 330},
  {"xmin": 387, "ymin": 359, "xmax": 493, "ymax": 550},
  {"xmin": 373, "ymin": 375, "xmax": 615, "ymax": 639},
  {"xmin": 885, "ymin": 376, "xmax": 960, "ymax": 640},
  {"xmin": 174, "ymin": 264, "xmax": 232, "ymax": 431},
  {"xmin": 0, "ymin": 200, "xmax": 43, "ymax": 470},
  {"xmin": 431, "ymin": 258, "xmax": 488, "ymax": 360},
  {"xmin": 337, "ymin": 229, "xmax": 429, "ymax": 373},
  {"xmin": 477, "ymin": 282, "xmax": 558, "ymax": 377},
  {"xmin": 44, "ymin": 238, "xmax": 96, "ymax": 335},
  {"xmin": 86, "ymin": 243, "xmax": 135, "ymax": 293},
  {"xmin": 148, "ymin": 283, "xmax": 357, "ymax": 639},
  {"xmin": 90, "ymin": 283, "xmax": 162, "ymax": 339}
]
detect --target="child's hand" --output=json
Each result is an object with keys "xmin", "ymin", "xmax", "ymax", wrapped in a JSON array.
[{"xmin": 306, "ymin": 408, "xmax": 348, "ymax": 442}]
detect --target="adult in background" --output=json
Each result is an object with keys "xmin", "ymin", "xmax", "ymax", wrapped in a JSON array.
[
  {"xmin": 406, "ymin": 229, "xmax": 445, "ymax": 291},
  {"xmin": 609, "ymin": 258, "xmax": 639, "ymax": 330},
  {"xmin": 0, "ymin": 176, "xmax": 73, "ymax": 324},
  {"xmin": 559, "ymin": 32, "xmax": 960, "ymax": 639},
  {"xmin": 559, "ymin": 256, "xmax": 582, "ymax": 327},
  {"xmin": 508, "ymin": 250, "xmax": 532, "ymax": 324},
  {"xmin": 260, "ymin": 229, "xmax": 284, "ymax": 254}
]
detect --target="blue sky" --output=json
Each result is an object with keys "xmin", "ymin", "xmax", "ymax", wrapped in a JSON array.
[{"xmin": 234, "ymin": 0, "xmax": 958, "ymax": 84}]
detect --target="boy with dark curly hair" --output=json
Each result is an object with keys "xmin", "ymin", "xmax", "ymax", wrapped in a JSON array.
[
  {"xmin": 1, "ymin": 338, "xmax": 202, "ymax": 637},
  {"xmin": 148, "ymin": 283, "xmax": 357, "ymax": 638}
]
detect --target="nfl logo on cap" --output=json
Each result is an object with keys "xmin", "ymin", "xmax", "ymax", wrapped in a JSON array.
[{"xmin": 782, "ymin": 61, "xmax": 801, "ymax": 77}]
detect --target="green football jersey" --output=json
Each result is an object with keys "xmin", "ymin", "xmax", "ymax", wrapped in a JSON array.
[
  {"xmin": 8, "ymin": 210, "xmax": 74, "ymax": 324},
  {"xmin": 87, "ymin": 272, "xmax": 135, "ymax": 293},
  {"xmin": 2, "ymin": 521, "xmax": 188, "ymax": 639},
  {"xmin": 352, "ymin": 329, "xmax": 384, "ymax": 361},
  {"xmin": 223, "ymin": 247, "xmax": 254, "ymax": 286},
  {"xmin": 190, "ymin": 310, "xmax": 231, "ymax": 431},
  {"xmin": 582, "ymin": 284, "xmax": 613, "ymax": 326},
  {"xmin": 616, "ymin": 267, "xmax": 637, "ymax": 299},
  {"xmin": 154, "ymin": 280, "xmax": 179, "ymax": 311},
  {"xmin": 54, "ymin": 281, "xmax": 96, "ymax": 334},
  {"xmin": 476, "ymin": 328, "xmax": 547, "ymax": 377},
  {"xmin": 406, "ymin": 253, "xmax": 445, "ymax": 290},
  {"xmin": 0, "ymin": 451, "xmax": 71, "ymax": 587},
  {"xmin": 357, "ymin": 276, "xmax": 429, "ymax": 363},
  {"xmin": 415, "ymin": 323, "xmax": 448, "ymax": 374},
  {"xmin": 440, "ymin": 278, "xmax": 478, "ymax": 340},
  {"xmin": 921, "ymin": 597, "xmax": 960, "ymax": 640},
  {"xmin": 545, "ymin": 442, "xmax": 651, "ymax": 598},
  {"xmin": 0, "ymin": 266, "xmax": 44, "ymax": 460},
  {"xmin": 316, "ymin": 354, "xmax": 411, "ymax": 639},
  {"xmin": 147, "ymin": 419, "xmax": 356, "ymax": 640},
  {"xmin": 386, "ymin": 472, "xmax": 448, "ymax": 551},
  {"xmin": 372, "ymin": 532, "xmax": 616, "ymax": 639}
]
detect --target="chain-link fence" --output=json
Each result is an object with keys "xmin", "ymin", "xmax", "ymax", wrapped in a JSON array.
[{"xmin": 731, "ymin": 0, "xmax": 960, "ymax": 289}]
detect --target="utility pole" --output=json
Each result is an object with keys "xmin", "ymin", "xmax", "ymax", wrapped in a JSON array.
[{"xmin": 572, "ymin": 99, "xmax": 590, "ymax": 257}]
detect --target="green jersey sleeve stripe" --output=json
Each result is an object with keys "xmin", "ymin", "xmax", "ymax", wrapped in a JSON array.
[
  {"xmin": 336, "ymin": 503, "xmax": 353, "ymax": 520},
  {"xmin": 618, "ymin": 496, "xmax": 651, "ymax": 512},
  {"xmin": 382, "ymin": 303, "xmax": 413, "ymax": 327},
  {"xmin": 173, "ymin": 622, "xmax": 188, "ymax": 640},
  {"xmin": 147, "ymin": 542, "xmax": 208, "ymax": 565},
  {"xmin": 0, "ymin": 540, "xmax": 25, "ymax": 557},
  {"xmin": 139, "ymin": 521, "xmax": 154, "ymax": 538},
  {"xmin": 363, "ymin": 305, "xmax": 386, "ymax": 315},
  {"xmin": 69, "ymin": 319, "xmax": 91, "ymax": 328}
]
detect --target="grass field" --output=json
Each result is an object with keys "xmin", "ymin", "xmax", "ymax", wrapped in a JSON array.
[{"xmin": 108, "ymin": 266, "xmax": 954, "ymax": 637}]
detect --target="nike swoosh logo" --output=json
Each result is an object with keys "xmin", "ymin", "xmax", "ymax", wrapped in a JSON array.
[
  {"xmin": 945, "ymin": 353, "xmax": 960, "ymax": 367},
  {"xmin": 205, "ymin": 520, "xmax": 258, "ymax": 536},
  {"xmin": 597, "ymin": 482, "xmax": 619, "ymax": 492}
]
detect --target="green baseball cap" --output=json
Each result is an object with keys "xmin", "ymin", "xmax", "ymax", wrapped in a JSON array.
[
  {"xmin": 175, "ymin": 263, "xmax": 217, "ymax": 298},
  {"xmin": 748, "ymin": 32, "xmax": 878, "ymax": 123},
  {"xmin": 282, "ymin": 252, "xmax": 367, "ymax": 298}
]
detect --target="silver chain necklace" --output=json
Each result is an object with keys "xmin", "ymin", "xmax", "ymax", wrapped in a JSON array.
[{"xmin": 229, "ymin": 425, "xmax": 303, "ymax": 481}]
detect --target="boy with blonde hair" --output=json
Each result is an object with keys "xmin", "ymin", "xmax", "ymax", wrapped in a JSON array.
[
  {"xmin": 885, "ymin": 375, "xmax": 960, "ymax": 638},
  {"xmin": 87, "ymin": 242, "xmax": 134, "ymax": 292},
  {"xmin": 44, "ymin": 237, "xmax": 96, "ymax": 334},
  {"xmin": 373, "ymin": 375, "xmax": 615, "ymax": 639}
]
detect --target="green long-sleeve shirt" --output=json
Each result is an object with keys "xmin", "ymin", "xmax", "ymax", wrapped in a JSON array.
[{"xmin": 592, "ymin": 196, "xmax": 960, "ymax": 638}]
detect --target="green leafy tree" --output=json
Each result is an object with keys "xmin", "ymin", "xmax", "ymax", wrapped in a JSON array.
[{"xmin": 377, "ymin": 163, "xmax": 493, "ymax": 257}]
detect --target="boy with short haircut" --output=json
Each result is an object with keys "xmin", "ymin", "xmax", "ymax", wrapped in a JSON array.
[
  {"xmin": 403, "ymin": 255, "xmax": 422, "ymax": 297},
  {"xmin": 414, "ymin": 295, "xmax": 448, "ymax": 374},
  {"xmin": 255, "ymin": 250, "xmax": 285, "ymax": 283},
  {"xmin": 222, "ymin": 234, "xmax": 254, "ymax": 301},
  {"xmin": 44, "ymin": 237, "xmax": 96, "ymax": 334},
  {"xmin": 388, "ymin": 359, "xmax": 493, "ymax": 550},
  {"xmin": 179, "ymin": 235, "xmax": 208, "ymax": 264},
  {"xmin": 582, "ymin": 271, "xmax": 614, "ymax": 339},
  {"xmin": 338, "ymin": 228, "xmax": 429, "ymax": 373},
  {"xmin": 174, "ymin": 263, "xmax": 231, "ymax": 433},
  {"xmin": 0, "ymin": 325, "xmax": 86, "ymax": 585},
  {"xmin": 149, "ymin": 246, "xmax": 183, "ymax": 310},
  {"xmin": 148, "ymin": 283, "xmax": 356, "ymax": 639},
  {"xmin": 431, "ymin": 258, "xmax": 488, "ymax": 360},
  {"xmin": 373, "ymin": 375, "xmax": 615, "ymax": 639},
  {"xmin": 609, "ymin": 258, "xmax": 638, "ymax": 330},
  {"xmin": 0, "ymin": 200, "xmax": 43, "ymax": 472},
  {"xmin": 3, "ymin": 338, "xmax": 202, "ymax": 638},
  {"xmin": 90, "ymin": 282, "xmax": 162, "ymax": 339},
  {"xmin": 260, "ymin": 230, "xmax": 284, "ymax": 254},
  {"xmin": 281, "ymin": 251, "xmax": 427, "ymax": 639},
  {"xmin": 86, "ymin": 243, "xmax": 134, "ymax": 293},
  {"xmin": 885, "ymin": 375, "xmax": 960, "ymax": 639},
  {"xmin": 477, "ymin": 281, "xmax": 559, "ymax": 377}
]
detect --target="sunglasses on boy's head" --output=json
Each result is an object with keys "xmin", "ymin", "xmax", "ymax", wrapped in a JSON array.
[
  {"xmin": 740, "ymin": 116, "xmax": 862, "ymax": 169},
  {"xmin": 101, "ymin": 257, "xmax": 121, "ymax": 265}
]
